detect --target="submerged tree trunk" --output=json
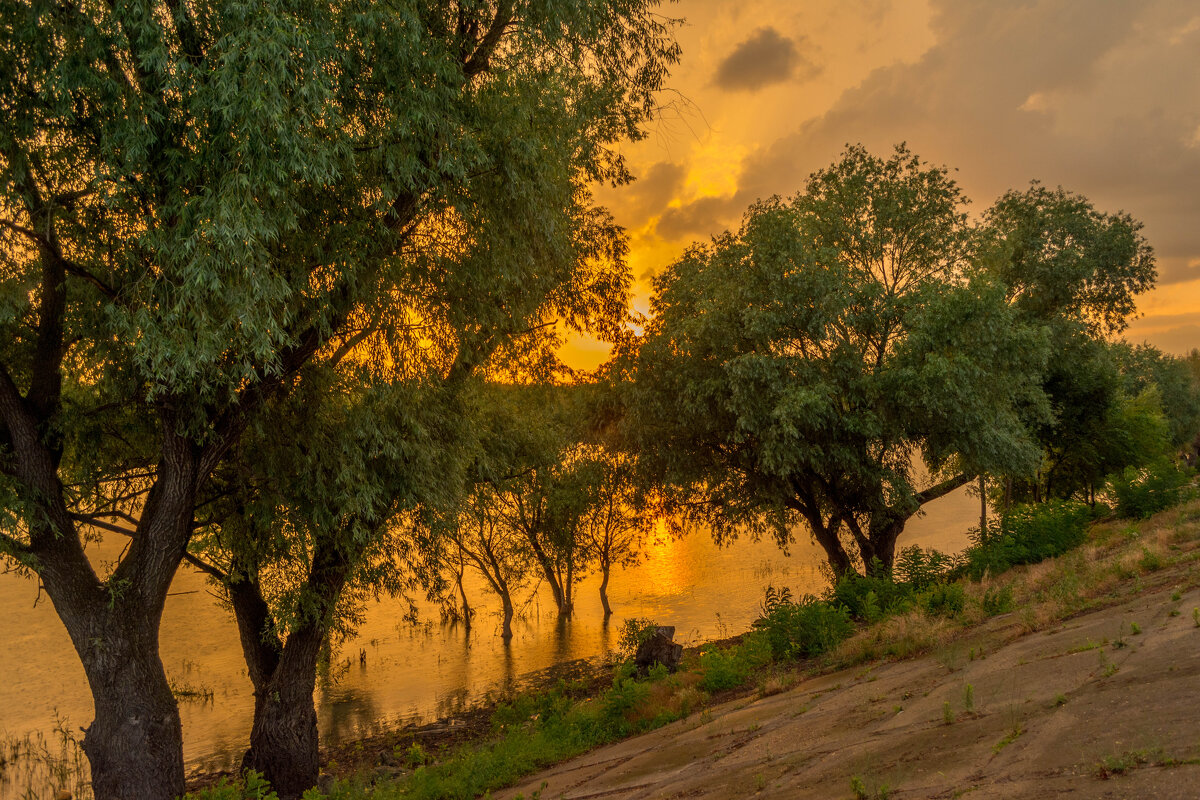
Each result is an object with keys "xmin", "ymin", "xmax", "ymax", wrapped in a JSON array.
[
  {"xmin": 227, "ymin": 537, "xmax": 351, "ymax": 800},
  {"xmin": 500, "ymin": 591, "xmax": 515, "ymax": 639},
  {"xmin": 243, "ymin": 637, "xmax": 323, "ymax": 800},
  {"xmin": 599, "ymin": 562, "xmax": 612, "ymax": 617}
]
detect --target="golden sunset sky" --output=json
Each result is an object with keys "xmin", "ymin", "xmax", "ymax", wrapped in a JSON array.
[{"xmin": 561, "ymin": 0, "xmax": 1200, "ymax": 370}]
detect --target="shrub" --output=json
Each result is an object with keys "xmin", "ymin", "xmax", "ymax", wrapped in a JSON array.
[
  {"xmin": 829, "ymin": 573, "xmax": 914, "ymax": 621},
  {"xmin": 1109, "ymin": 459, "xmax": 1192, "ymax": 520},
  {"xmin": 980, "ymin": 584, "xmax": 1014, "ymax": 616},
  {"xmin": 616, "ymin": 618, "xmax": 658, "ymax": 660},
  {"xmin": 893, "ymin": 546, "xmax": 955, "ymax": 589},
  {"xmin": 753, "ymin": 594, "xmax": 854, "ymax": 661},
  {"xmin": 919, "ymin": 582, "xmax": 965, "ymax": 617},
  {"xmin": 959, "ymin": 500, "xmax": 1094, "ymax": 579}
]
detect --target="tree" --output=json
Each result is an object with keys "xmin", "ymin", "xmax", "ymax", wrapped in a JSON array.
[
  {"xmin": 440, "ymin": 481, "xmax": 535, "ymax": 640},
  {"xmin": 977, "ymin": 184, "xmax": 1158, "ymax": 504},
  {"xmin": 623, "ymin": 145, "xmax": 1047, "ymax": 576},
  {"xmin": 573, "ymin": 446, "xmax": 645, "ymax": 616},
  {"xmin": 0, "ymin": 3, "xmax": 678, "ymax": 797}
]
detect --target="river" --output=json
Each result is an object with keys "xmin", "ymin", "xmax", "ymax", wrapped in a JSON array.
[{"xmin": 0, "ymin": 487, "xmax": 980, "ymax": 798}]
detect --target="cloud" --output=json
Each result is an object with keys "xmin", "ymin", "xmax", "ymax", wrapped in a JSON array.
[
  {"xmin": 714, "ymin": 27, "xmax": 819, "ymax": 92},
  {"xmin": 695, "ymin": 0, "xmax": 1200, "ymax": 285},
  {"xmin": 654, "ymin": 194, "xmax": 745, "ymax": 241}
]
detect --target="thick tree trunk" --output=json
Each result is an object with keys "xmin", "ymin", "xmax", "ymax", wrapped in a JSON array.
[
  {"xmin": 243, "ymin": 643, "xmax": 322, "ymax": 800},
  {"xmin": 599, "ymin": 564, "xmax": 612, "ymax": 617},
  {"xmin": 228, "ymin": 536, "xmax": 351, "ymax": 800},
  {"xmin": 76, "ymin": 617, "xmax": 184, "ymax": 800}
]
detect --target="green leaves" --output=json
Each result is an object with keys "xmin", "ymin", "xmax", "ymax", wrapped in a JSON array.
[{"xmin": 625, "ymin": 144, "xmax": 1051, "ymax": 571}]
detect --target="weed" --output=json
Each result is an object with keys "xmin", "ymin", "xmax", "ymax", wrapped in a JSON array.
[
  {"xmin": 754, "ymin": 772, "xmax": 766, "ymax": 791},
  {"xmin": 963, "ymin": 683, "xmax": 975, "ymax": 714},
  {"xmin": 1129, "ymin": 621, "xmax": 1141, "ymax": 635},
  {"xmin": 992, "ymin": 722, "xmax": 1023, "ymax": 753},
  {"xmin": 1138, "ymin": 547, "xmax": 1166, "ymax": 573},
  {"xmin": 981, "ymin": 585, "xmax": 1014, "ymax": 616},
  {"xmin": 753, "ymin": 592, "xmax": 853, "ymax": 660},
  {"xmin": 1171, "ymin": 589, "xmax": 1183, "ymax": 602},
  {"xmin": 943, "ymin": 701, "xmax": 955, "ymax": 725},
  {"xmin": 1193, "ymin": 607, "xmax": 1200, "ymax": 628},
  {"xmin": 849, "ymin": 775, "xmax": 892, "ymax": 800},
  {"xmin": 1052, "ymin": 694, "xmax": 1068, "ymax": 707}
]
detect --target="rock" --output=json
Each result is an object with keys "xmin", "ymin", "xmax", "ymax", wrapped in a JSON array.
[
  {"xmin": 316, "ymin": 772, "xmax": 336, "ymax": 795},
  {"xmin": 634, "ymin": 625, "xmax": 683, "ymax": 675}
]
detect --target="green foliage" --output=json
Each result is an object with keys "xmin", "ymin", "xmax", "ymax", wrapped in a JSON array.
[
  {"xmin": 919, "ymin": 583, "xmax": 966, "ymax": 618},
  {"xmin": 893, "ymin": 546, "xmax": 956, "ymax": 590},
  {"xmin": 625, "ymin": 143, "xmax": 1047, "ymax": 575},
  {"xmin": 188, "ymin": 772, "xmax": 279, "ymax": 800},
  {"xmin": 960, "ymin": 501, "xmax": 1094, "ymax": 579},
  {"xmin": 617, "ymin": 618, "xmax": 659, "ymax": 660},
  {"xmin": 829, "ymin": 574, "xmax": 914, "ymax": 622},
  {"xmin": 697, "ymin": 634, "xmax": 772, "ymax": 691},
  {"xmin": 980, "ymin": 585, "xmax": 1015, "ymax": 616},
  {"xmin": 1108, "ymin": 459, "xmax": 1193, "ymax": 520},
  {"xmin": 753, "ymin": 594, "xmax": 854, "ymax": 661}
]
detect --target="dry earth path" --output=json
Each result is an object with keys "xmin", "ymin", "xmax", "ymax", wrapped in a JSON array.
[{"xmin": 498, "ymin": 580, "xmax": 1200, "ymax": 799}]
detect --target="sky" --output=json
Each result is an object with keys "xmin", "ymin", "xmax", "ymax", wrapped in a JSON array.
[{"xmin": 561, "ymin": 0, "xmax": 1200, "ymax": 369}]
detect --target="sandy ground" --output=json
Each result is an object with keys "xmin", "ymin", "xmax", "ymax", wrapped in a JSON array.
[{"xmin": 497, "ymin": 578, "xmax": 1200, "ymax": 799}]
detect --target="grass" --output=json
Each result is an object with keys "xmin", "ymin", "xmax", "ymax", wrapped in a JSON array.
[
  {"xmin": 992, "ymin": 722, "xmax": 1024, "ymax": 754},
  {"xmin": 0, "ymin": 719, "xmax": 91, "ymax": 800},
  {"xmin": 1095, "ymin": 747, "xmax": 1200, "ymax": 779},
  {"xmin": 188, "ymin": 492, "xmax": 1200, "ymax": 800}
]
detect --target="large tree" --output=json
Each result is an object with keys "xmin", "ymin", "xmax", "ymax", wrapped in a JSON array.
[
  {"xmin": 623, "ymin": 145, "xmax": 1047, "ymax": 576},
  {"xmin": 976, "ymin": 184, "xmax": 1158, "ymax": 504},
  {"xmin": 0, "ymin": 2, "xmax": 677, "ymax": 797}
]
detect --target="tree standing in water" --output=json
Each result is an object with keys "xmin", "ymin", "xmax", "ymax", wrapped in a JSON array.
[{"xmin": 0, "ymin": 2, "xmax": 678, "ymax": 797}]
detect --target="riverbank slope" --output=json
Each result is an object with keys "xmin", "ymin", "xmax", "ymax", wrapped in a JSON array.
[{"xmin": 497, "ymin": 505, "xmax": 1200, "ymax": 799}]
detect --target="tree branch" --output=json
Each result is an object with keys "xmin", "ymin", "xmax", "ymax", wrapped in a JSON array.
[{"xmin": 916, "ymin": 472, "xmax": 975, "ymax": 506}]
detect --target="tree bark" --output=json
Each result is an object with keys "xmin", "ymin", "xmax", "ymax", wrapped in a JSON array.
[
  {"xmin": 242, "ymin": 635, "xmax": 323, "ymax": 800},
  {"xmin": 228, "ymin": 535, "xmax": 352, "ymax": 799},
  {"xmin": 77, "ymin": 614, "xmax": 185, "ymax": 800},
  {"xmin": 599, "ymin": 563, "xmax": 612, "ymax": 617}
]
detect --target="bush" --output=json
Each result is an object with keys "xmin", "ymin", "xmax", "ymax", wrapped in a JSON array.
[
  {"xmin": 753, "ymin": 594, "xmax": 854, "ymax": 661},
  {"xmin": 919, "ymin": 582, "xmax": 965, "ymax": 617},
  {"xmin": 959, "ymin": 500, "xmax": 1095, "ymax": 579},
  {"xmin": 829, "ymin": 573, "xmax": 914, "ymax": 621},
  {"xmin": 697, "ymin": 634, "xmax": 771, "ymax": 691},
  {"xmin": 616, "ymin": 618, "xmax": 658, "ymax": 660},
  {"xmin": 1109, "ymin": 459, "xmax": 1192, "ymax": 519},
  {"xmin": 981, "ymin": 584, "xmax": 1014, "ymax": 616},
  {"xmin": 893, "ymin": 546, "xmax": 955, "ymax": 590}
]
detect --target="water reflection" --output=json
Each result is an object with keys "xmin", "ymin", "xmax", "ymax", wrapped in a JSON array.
[{"xmin": 0, "ymin": 485, "xmax": 980, "ymax": 797}]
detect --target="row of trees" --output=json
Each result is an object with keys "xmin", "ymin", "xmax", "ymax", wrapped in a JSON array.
[
  {"xmin": 3, "ymin": 5, "xmax": 1197, "ymax": 796},
  {"xmin": 612, "ymin": 145, "xmax": 1199, "ymax": 581},
  {"xmin": 0, "ymin": 1, "xmax": 678, "ymax": 798}
]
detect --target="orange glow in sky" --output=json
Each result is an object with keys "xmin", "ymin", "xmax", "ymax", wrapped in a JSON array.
[{"xmin": 560, "ymin": 0, "xmax": 1200, "ymax": 372}]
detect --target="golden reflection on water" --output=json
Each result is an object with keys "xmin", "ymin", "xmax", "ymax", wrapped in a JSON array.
[{"xmin": 0, "ymin": 484, "xmax": 980, "ymax": 794}]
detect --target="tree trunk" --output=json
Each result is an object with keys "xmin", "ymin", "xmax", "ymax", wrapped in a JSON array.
[
  {"xmin": 76, "ymin": 616, "xmax": 185, "ymax": 800},
  {"xmin": 458, "ymin": 572, "xmax": 472, "ymax": 630},
  {"xmin": 500, "ymin": 590, "xmax": 514, "ymax": 640},
  {"xmin": 228, "ymin": 536, "xmax": 351, "ymax": 800},
  {"xmin": 599, "ymin": 563, "xmax": 612, "ymax": 617},
  {"xmin": 979, "ymin": 475, "xmax": 988, "ymax": 542},
  {"xmin": 243, "ymin": 642, "xmax": 322, "ymax": 800},
  {"xmin": 525, "ymin": 531, "xmax": 567, "ymax": 614}
]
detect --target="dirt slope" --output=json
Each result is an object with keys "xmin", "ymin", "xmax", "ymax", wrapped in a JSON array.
[{"xmin": 498, "ymin": 578, "xmax": 1200, "ymax": 799}]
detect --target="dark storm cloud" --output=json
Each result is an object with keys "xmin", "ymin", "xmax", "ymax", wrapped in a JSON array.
[
  {"xmin": 654, "ymin": 194, "xmax": 744, "ymax": 241},
  {"xmin": 662, "ymin": 0, "xmax": 1200, "ymax": 288},
  {"xmin": 714, "ymin": 27, "xmax": 819, "ymax": 92}
]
